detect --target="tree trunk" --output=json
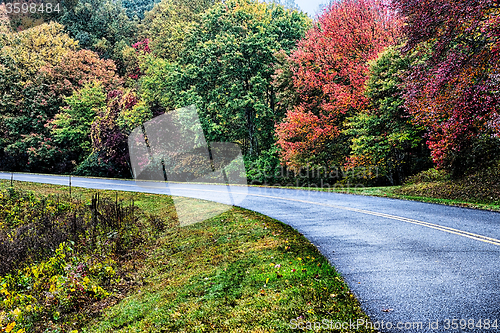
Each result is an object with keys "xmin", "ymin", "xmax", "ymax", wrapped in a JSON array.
[{"xmin": 246, "ymin": 106, "xmax": 255, "ymax": 156}]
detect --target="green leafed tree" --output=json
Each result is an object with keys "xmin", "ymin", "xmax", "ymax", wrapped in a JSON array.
[
  {"xmin": 139, "ymin": 0, "xmax": 219, "ymax": 61},
  {"xmin": 51, "ymin": 81, "xmax": 107, "ymax": 166},
  {"xmin": 344, "ymin": 45, "xmax": 431, "ymax": 185},
  {"xmin": 142, "ymin": 0, "xmax": 311, "ymax": 156},
  {"xmin": 57, "ymin": 0, "xmax": 138, "ymax": 72},
  {"xmin": 139, "ymin": 55, "xmax": 183, "ymax": 114},
  {"xmin": 122, "ymin": 0, "xmax": 161, "ymax": 20}
]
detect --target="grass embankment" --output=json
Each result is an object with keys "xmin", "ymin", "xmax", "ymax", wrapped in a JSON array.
[
  {"xmin": 260, "ymin": 165, "xmax": 500, "ymax": 212},
  {"xmin": 1, "ymin": 180, "xmax": 374, "ymax": 333}
]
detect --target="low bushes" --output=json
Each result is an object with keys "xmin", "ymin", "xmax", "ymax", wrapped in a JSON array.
[
  {"xmin": 396, "ymin": 163, "xmax": 500, "ymax": 206},
  {"xmin": 0, "ymin": 188, "xmax": 162, "ymax": 332}
]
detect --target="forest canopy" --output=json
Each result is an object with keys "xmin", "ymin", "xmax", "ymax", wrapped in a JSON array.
[{"xmin": 0, "ymin": 0, "xmax": 498, "ymax": 185}]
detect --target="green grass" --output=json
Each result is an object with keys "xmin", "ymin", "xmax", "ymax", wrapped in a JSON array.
[
  {"xmin": 248, "ymin": 166, "xmax": 500, "ymax": 212},
  {"xmin": 1, "ymin": 180, "xmax": 374, "ymax": 333}
]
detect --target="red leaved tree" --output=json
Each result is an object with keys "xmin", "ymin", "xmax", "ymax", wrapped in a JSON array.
[
  {"xmin": 40, "ymin": 49, "xmax": 123, "ymax": 95},
  {"xmin": 274, "ymin": 0, "xmax": 400, "ymax": 169},
  {"xmin": 394, "ymin": 0, "xmax": 500, "ymax": 172}
]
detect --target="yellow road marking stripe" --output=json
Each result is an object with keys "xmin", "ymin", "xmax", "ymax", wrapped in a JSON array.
[{"xmin": 168, "ymin": 186, "xmax": 500, "ymax": 247}]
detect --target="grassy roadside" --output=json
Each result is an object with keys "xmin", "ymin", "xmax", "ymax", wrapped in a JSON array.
[
  {"xmin": 272, "ymin": 185, "xmax": 500, "ymax": 212},
  {"xmin": 1, "ymin": 180, "xmax": 375, "ymax": 332},
  {"xmin": 250, "ymin": 166, "xmax": 500, "ymax": 213}
]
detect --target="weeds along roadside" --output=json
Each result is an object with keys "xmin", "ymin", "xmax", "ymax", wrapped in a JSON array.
[{"xmin": 0, "ymin": 185, "xmax": 171, "ymax": 333}]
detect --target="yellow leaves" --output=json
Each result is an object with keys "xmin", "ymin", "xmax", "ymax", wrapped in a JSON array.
[
  {"xmin": 1, "ymin": 22, "xmax": 77, "ymax": 79},
  {"xmin": 91, "ymin": 285, "xmax": 110, "ymax": 299},
  {"xmin": 0, "ymin": 285, "xmax": 10, "ymax": 297},
  {"xmin": 4, "ymin": 322, "xmax": 15, "ymax": 333},
  {"xmin": 0, "ymin": 315, "xmax": 21, "ymax": 332},
  {"xmin": 10, "ymin": 308, "xmax": 21, "ymax": 318},
  {"xmin": 31, "ymin": 265, "xmax": 40, "ymax": 279},
  {"xmin": 104, "ymin": 266, "xmax": 115, "ymax": 277}
]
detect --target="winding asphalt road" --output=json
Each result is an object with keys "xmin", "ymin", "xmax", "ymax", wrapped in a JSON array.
[{"xmin": 1, "ymin": 172, "xmax": 500, "ymax": 332}]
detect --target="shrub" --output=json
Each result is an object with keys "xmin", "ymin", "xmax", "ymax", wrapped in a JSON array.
[{"xmin": 0, "ymin": 189, "xmax": 156, "ymax": 332}]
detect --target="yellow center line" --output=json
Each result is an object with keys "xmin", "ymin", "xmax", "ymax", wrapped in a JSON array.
[{"xmin": 168, "ymin": 186, "xmax": 500, "ymax": 247}]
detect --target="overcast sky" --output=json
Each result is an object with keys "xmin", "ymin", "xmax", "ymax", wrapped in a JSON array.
[{"xmin": 295, "ymin": 0, "xmax": 328, "ymax": 18}]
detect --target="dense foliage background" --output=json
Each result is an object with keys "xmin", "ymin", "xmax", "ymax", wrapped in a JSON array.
[{"xmin": 0, "ymin": 0, "xmax": 499, "ymax": 185}]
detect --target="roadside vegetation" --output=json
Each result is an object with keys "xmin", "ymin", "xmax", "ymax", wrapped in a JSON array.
[
  {"xmin": 0, "ymin": 182, "xmax": 163, "ymax": 332},
  {"xmin": 258, "ymin": 164, "xmax": 500, "ymax": 212},
  {"xmin": 393, "ymin": 166, "xmax": 500, "ymax": 211},
  {"xmin": 0, "ymin": 180, "xmax": 374, "ymax": 332}
]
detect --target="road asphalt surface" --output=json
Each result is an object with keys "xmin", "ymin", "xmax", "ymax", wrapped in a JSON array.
[{"xmin": 1, "ymin": 172, "xmax": 499, "ymax": 333}]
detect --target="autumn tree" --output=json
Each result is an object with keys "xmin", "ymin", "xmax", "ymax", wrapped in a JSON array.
[
  {"xmin": 120, "ymin": 38, "xmax": 152, "ymax": 83},
  {"xmin": 0, "ymin": 38, "xmax": 122, "ymax": 172},
  {"xmin": 274, "ymin": 0, "xmax": 400, "ymax": 169},
  {"xmin": 43, "ymin": 51, "xmax": 122, "ymax": 171},
  {"xmin": 40, "ymin": 49, "xmax": 123, "ymax": 95},
  {"xmin": 86, "ymin": 90, "xmax": 148, "ymax": 178},
  {"xmin": 0, "ymin": 23, "xmax": 78, "ymax": 171},
  {"xmin": 393, "ymin": 0, "xmax": 500, "ymax": 173},
  {"xmin": 0, "ymin": 22, "xmax": 77, "ymax": 99}
]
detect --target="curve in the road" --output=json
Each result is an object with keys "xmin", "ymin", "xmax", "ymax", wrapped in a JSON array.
[
  {"xmin": 167, "ymin": 185, "xmax": 500, "ymax": 247},
  {"xmin": 2, "ymin": 172, "xmax": 500, "ymax": 333}
]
